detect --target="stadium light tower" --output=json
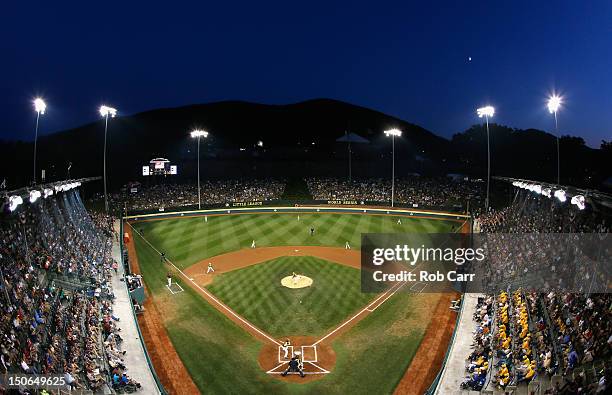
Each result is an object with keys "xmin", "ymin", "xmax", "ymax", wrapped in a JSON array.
[
  {"xmin": 190, "ymin": 130, "xmax": 209, "ymax": 209},
  {"xmin": 477, "ymin": 106, "xmax": 495, "ymax": 210},
  {"xmin": 100, "ymin": 105, "xmax": 117, "ymax": 213},
  {"xmin": 547, "ymin": 94, "xmax": 562, "ymax": 185},
  {"xmin": 384, "ymin": 128, "xmax": 402, "ymax": 207},
  {"xmin": 32, "ymin": 98, "xmax": 46, "ymax": 185}
]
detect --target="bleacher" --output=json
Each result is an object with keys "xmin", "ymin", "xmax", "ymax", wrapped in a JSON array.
[
  {"xmin": 459, "ymin": 187, "xmax": 611, "ymax": 394},
  {"xmin": 0, "ymin": 187, "xmax": 141, "ymax": 393}
]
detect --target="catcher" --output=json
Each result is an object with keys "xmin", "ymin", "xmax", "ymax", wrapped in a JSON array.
[{"xmin": 281, "ymin": 353, "xmax": 305, "ymax": 378}]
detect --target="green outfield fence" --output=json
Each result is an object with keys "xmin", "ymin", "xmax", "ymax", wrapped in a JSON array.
[
  {"xmin": 123, "ymin": 204, "xmax": 471, "ymax": 222},
  {"xmin": 119, "ymin": 217, "xmax": 168, "ymax": 395},
  {"xmin": 121, "ymin": 198, "xmax": 469, "ymax": 217}
]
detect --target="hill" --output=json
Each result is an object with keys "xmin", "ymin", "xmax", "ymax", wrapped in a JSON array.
[
  {"xmin": 0, "ymin": 99, "xmax": 455, "ymax": 189},
  {"xmin": 0, "ymin": 98, "xmax": 608, "ymax": 191}
]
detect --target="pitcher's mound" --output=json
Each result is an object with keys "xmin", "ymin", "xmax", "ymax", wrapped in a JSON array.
[{"xmin": 281, "ymin": 274, "xmax": 313, "ymax": 289}]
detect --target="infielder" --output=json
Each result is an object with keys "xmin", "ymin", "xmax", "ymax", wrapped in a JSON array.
[
  {"xmin": 397, "ymin": 218, "xmax": 402, "ymax": 225},
  {"xmin": 292, "ymin": 272, "xmax": 299, "ymax": 285},
  {"xmin": 207, "ymin": 262, "xmax": 215, "ymax": 274},
  {"xmin": 251, "ymin": 239, "xmax": 256, "ymax": 248},
  {"xmin": 167, "ymin": 273, "xmax": 172, "ymax": 288},
  {"xmin": 281, "ymin": 339, "xmax": 291, "ymax": 358},
  {"xmin": 345, "ymin": 241, "xmax": 351, "ymax": 249}
]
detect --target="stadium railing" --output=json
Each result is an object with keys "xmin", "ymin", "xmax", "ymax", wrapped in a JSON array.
[{"xmin": 119, "ymin": 217, "xmax": 168, "ymax": 395}]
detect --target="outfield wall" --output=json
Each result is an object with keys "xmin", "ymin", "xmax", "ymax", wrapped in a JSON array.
[
  {"xmin": 121, "ymin": 198, "xmax": 468, "ymax": 217},
  {"xmin": 124, "ymin": 205, "xmax": 470, "ymax": 222}
]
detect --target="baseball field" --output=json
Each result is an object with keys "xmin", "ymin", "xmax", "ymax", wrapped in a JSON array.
[{"xmin": 125, "ymin": 211, "xmax": 464, "ymax": 394}]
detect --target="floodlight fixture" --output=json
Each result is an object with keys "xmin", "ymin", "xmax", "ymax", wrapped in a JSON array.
[
  {"xmin": 190, "ymin": 129, "xmax": 209, "ymax": 209},
  {"xmin": 100, "ymin": 105, "xmax": 117, "ymax": 212},
  {"xmin": 547, "ymin": 94, "xmax": 563, "ymax": 184},
  {"xmin": 34, "ymin": 98, "xmax": 46, "ymax": 114},
  {"xmin": 29, "ymin": 190, "xmax": 41, "ymax": 203},
  {"xmin": 383, "ymin": 129, "xmax": 402, "ymax": 207},
  {"xmin": 477, "ymin": 105, "xmax": 495, "ymax": 209},
  {"xmin": 32, "ymin": 98, "xmax": 47, "ymax": 184},
  {"xmin": 99, "ymin": 105, "xmax": 117, "ymax": 118},
  {"xmin": 571, "ymin": 195, "xmax": 586, "ymax": 210},
  {"xmin": 547, "ymin": 94, "xmax": 562, "ymax": 114},
  {"xmin": 477, "ymin": 106, "xmax": 495, "ymax": 118},
  {"xmin": 190, "ymin": 130, "xmax": 208, "ymax": 138},
  {"xmin": 8, "ymin": 195, "xmax": 23, "ymax": 212},
  {"xmin": 554, "ymin": 189, "xmax": 567, "ymax": 202},
  {"xmin": 383, "ymin": 128, "xmax": 402, "ymax": 137}
]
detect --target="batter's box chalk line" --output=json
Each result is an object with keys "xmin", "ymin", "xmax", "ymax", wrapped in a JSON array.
[
  {"xmin": 301, "ymin": 345, "xmax": 318, "ymax": 363},
  {"xmin": 278, "ymin": 346, "xmax": 295, "ymax": 363},
  {"xmin": 266, "ymin": 362, "xmax": 330, "ymax": 375},
  {"xmin": 409, "ymin": 282, "xmax": 428, "ymax": 293},
  {"xmin": 268, "ymin": 344, "xmax": 329, "ymax": 375},
  {"xmin": 166, "ymin": 283, "xmax": 184, "ymax": 294}
]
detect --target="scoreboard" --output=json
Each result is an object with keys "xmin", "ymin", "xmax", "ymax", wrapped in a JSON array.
[{"xmin": 143, "ymin": 158, "xmax": 177, "ymax": 176}]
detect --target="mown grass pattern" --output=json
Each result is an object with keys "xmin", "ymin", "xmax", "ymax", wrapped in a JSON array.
[
  {"xmin": 207, "ymin": 256, "xmax": 372, "ymax": 337},
  {"xmin": 136, "ymin": 213, "xmax": 455, "ymax": 270}
]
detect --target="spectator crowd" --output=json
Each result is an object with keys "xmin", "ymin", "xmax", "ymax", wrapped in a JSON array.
[
  {"xmin": 306, "ymin": 176, "xmax": 484, "ymax": 209},
  {"xmin": 0, "ymin": 190, "xmax": 141, "ymax": 392},
  {"xmin": 461, "ymin": 188, "xmax": 611, "ymax": 393},
  {"xmin": 99, "ymin": 179, "xmax": 285, "ymax": 212}
]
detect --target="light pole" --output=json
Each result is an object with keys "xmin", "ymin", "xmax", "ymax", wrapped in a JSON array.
[
  {"xmin": 547, "ymin": 94, "xmax": 562, "ymax": 185},
  {"xmin": 190, "ymin": 130, "xmax": 209, "ymax": 209},
  {"xmin": 477, "ymin": 106, "xmax": 495, "ymax": 210},
  {"xmin": 32, "ymin": 98, "xmax": 46, "ymax": 185},
  {"xmin": 384, "ymin": 129, "xmax": 402, "ymax": 207},
  {"xmin": 100, "ymin": 105, "xmax": 117, "ymax": 213}
]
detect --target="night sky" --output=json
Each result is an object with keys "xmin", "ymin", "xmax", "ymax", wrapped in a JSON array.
[{"xmin": 2, "ymin": 1, "xmax": 611, "ymax": 147}]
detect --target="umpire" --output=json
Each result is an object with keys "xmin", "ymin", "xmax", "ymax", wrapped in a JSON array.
[{"xmin": 281, "ymin": 356, "xmax": 305, "ymax": 378}]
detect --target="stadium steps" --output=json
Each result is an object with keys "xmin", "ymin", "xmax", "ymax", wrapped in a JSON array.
[
  {"xmin": 51, "ymin": 277, "xmax": 91, "ymax": 291},
  {"xmin": 528, "ymin": 378, "xmax": 545, "ymax": 394},
  {"xmin": 282, "ymin": 178, "xmax": 312, "ymax": 200}
]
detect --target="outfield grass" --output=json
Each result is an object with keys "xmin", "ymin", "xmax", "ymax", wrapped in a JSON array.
[
  {"xmin": 132, "ymin": 213, "xmax": 456, "ymax": 394},
  {"xmin": 207, "ymin": 256, "xmax": 372, "ymax": 337},
  {"xmin": 136, "ymin": 213, "xmax": 456, "ymax": 269}
]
